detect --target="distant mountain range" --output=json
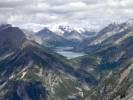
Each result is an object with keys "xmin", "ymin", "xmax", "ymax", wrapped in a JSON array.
[{"xmin": 35, "ymin": 25, "xmax": 96, "ymax": 48}]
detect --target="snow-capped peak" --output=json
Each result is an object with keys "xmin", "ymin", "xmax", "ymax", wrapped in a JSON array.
[
  {"xmin": 46, "ymin": 25, "xmax": 64, "ymax": 36},
  {"xmin": 42, "ymin": 25, "xmax": 87, "ymax": 36},
  {"xmin": 59, "ymin": 25, "xmax": 75, "ymax": 33},
  {"xmin": 73, "ymin": 27, "xmax": 86, "ymax": 33},
  {"xmin": 58, "ymin": 25, "xmax": 86, "ymax": 33},
  {"xmin": 126, "ymin": 19, "xmax": 133, "ymax": 26}
]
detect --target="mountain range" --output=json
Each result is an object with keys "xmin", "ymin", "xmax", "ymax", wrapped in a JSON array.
[
  {"xmin": 0, "ymin": 24, "xmax": 98, "ymax": 100},
  {"xmin": 0, "ymin": 19, "xmax": 132, "ymax": 100},
  {"xmin": 74, "ymin": 19, "xmax": 133, "ymax": 99},
  {"xmin": 35, "ymin": 25, "xmax": 96, "ymax": 48}
]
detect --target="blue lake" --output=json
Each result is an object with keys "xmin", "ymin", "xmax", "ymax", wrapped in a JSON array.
[{"xmin": 55, "ymin": 47, "xmax": 85, "ymax": 59}]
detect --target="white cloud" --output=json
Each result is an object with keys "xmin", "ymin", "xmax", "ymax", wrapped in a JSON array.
[{"xmin": 0, "ymin": 0, "xmax": 132, "ymax": 31}]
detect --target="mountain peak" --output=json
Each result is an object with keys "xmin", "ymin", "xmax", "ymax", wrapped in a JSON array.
[
  {"xmin": 0, "ymin": 24, "xmax": 12, "ymax": 31},
  {"xmin": 58, "ymin": 25, "xmax": 88, "ymax": 33},
  {"xmin": 126, "ymin": 19, "xmax": 133, "ymax": 26},
  {"xmin": 59, "ymin": 25, "xmax": 74, "ymax": 32},
  {"xmin": 0, "ymin": 25, "xmax": 26, "ymax": 56}
]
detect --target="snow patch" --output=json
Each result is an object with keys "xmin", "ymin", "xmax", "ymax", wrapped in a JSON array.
[
  {"xmin": 21, "ymin": 71, "xmax": 27, "ymax": 79},
  {"xmin": 0, "ymin": 52, "xmax": 14, "ymax": 61},
  {"xmin": 0, "ymin": 81, "xmax": 7, "ymax": 90},
  {"xmin": 115, "ymin": 32, "xmax": 133, "ymax": 44}
]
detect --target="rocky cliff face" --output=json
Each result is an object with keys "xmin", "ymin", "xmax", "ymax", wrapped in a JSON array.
[{"xmin": 85, "ymin": 60, "xmax": 133, "ymax": 100}]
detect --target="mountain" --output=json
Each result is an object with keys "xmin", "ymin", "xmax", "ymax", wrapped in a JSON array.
[
  {"xmin": 22, "ymin": 29, "xmax": 43, "ymax": 44},
  {"xmin": 50, "ymin": 25, "xmax": 96, "ymax": 37},
  {"xmin": 0, "ymin": 24, "xmax": 26, "ymax": 56},
  {"xmin": 77, "ymin": 19, "xmax": 133, "ymax": 53},
  {"xmin": 55, "ymin": 25, "xmax": 96, "ymax": 41},
  {"xmin": 73, "ymin": 19, "xmax": 133, "ymax": 82},
  {"xmin": 85, "ymin": 59, "xmax": 133, "ymax": 100},
  {"xmin": 35, "ymin": 27, "xmax": 71, "ymax": 47},
  {"xmin": 89, "ymin": 19, "xmax": 133, "ymax": 46},
  {"xmin": 0, "ymin": 20, "xmax": 132, "ymax": 100},
  {"xmin": 71, "ymin": 19, "xmax": 133, "ymax": 100},
  {"xmin": 58, "ymin": 26, "xmax": 84, "ymax": 42},
  {"xmin": 0, "ymin": 24, "xmax": 98, "ymax": 100},
  {"xmin": 36, "ymin": 26, "xmax": 96, "ymax": 48}
]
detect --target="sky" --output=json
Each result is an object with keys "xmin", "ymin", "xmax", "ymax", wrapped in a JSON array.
[{"xmin": 0, "ymin": 0, "xmax": 133, "ymax": 31}]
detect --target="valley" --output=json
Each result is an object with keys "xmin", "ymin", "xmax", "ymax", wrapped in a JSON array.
[
  {"xmin": 0, "ymin": 0, "xmax": 133, "ymax": 100},
  {"xmin": 0, "ymin": 19, "xmax": 132, "ymax": 100}
]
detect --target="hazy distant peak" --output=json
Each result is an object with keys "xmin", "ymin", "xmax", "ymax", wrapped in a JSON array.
[{"xmin": 126, "ymin": 19, "xmax": 133, "ymax": 26}]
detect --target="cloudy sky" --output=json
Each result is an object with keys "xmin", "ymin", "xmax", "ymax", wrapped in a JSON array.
[{"xmin": 0, "ymin": 0, "xmax": 133, "ymax": 31}]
